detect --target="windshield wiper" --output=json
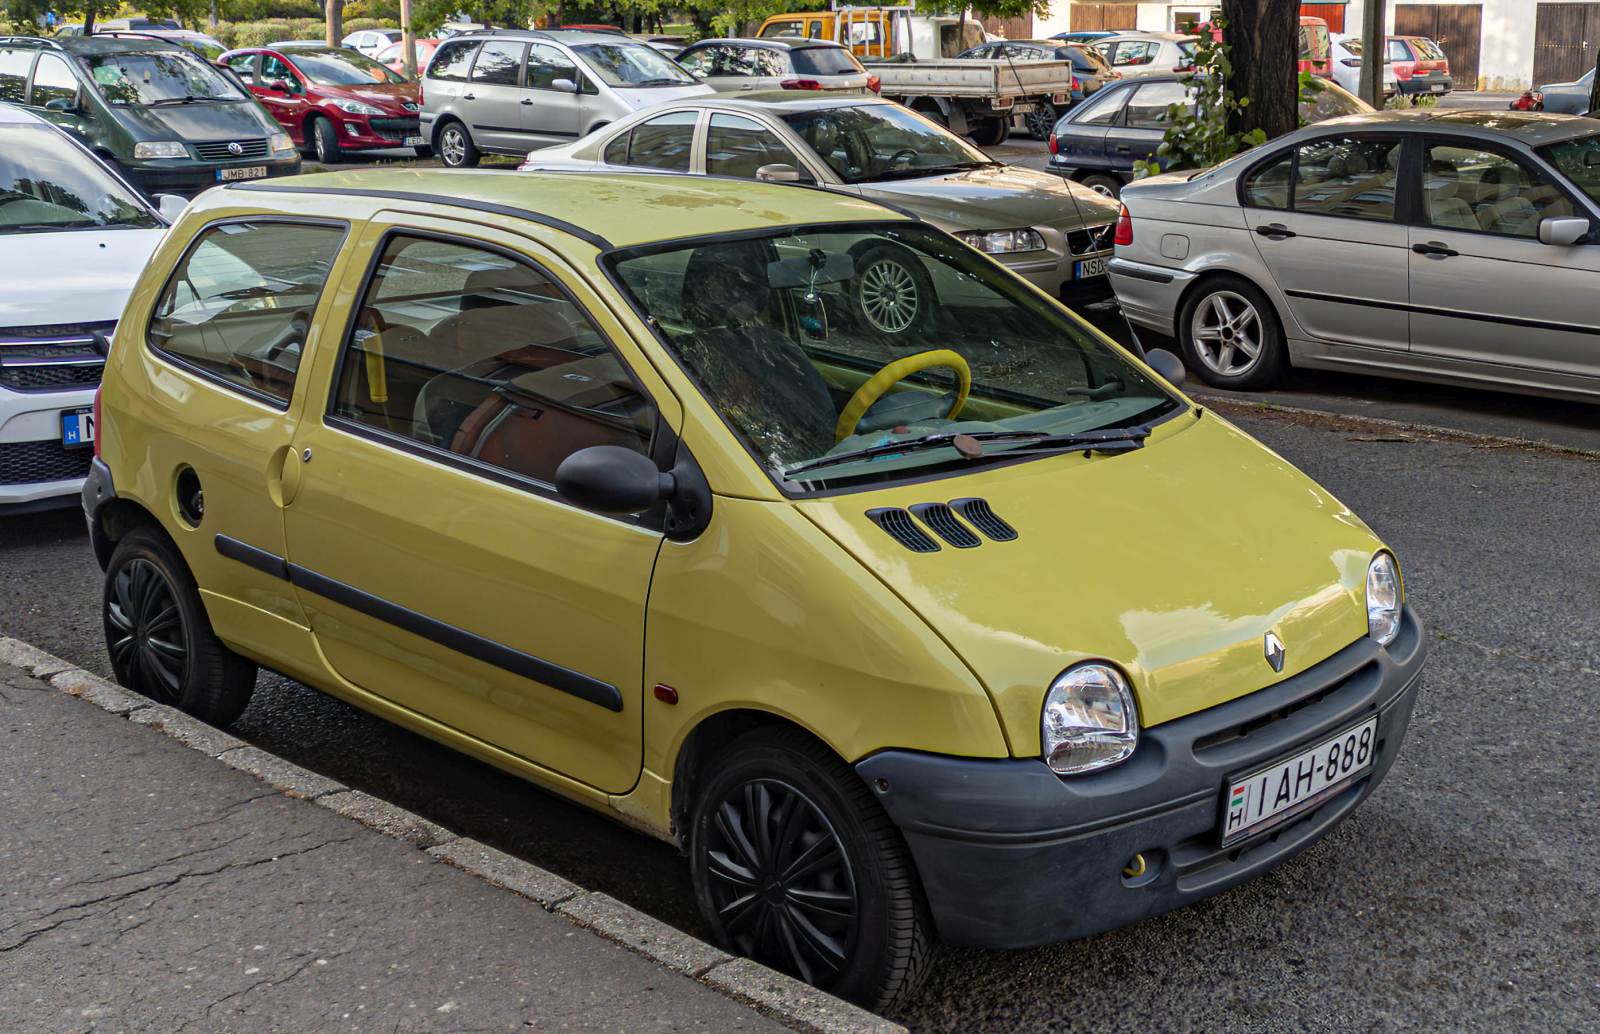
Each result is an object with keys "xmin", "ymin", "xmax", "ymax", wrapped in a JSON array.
[
  {"xmin": 3, "ymin": 221, "xmax": 100, "ymax": 233},
  {"xmin": 782, "ymin": 425, "xmax": 1151, "ymax": 478},
  {"xmin": 866, "ymin": 161, "xmax": 999, "ymax": 182},
  {"xmin": 148, "ymin": 94, "xmax": 222, "ymax": 106},
  {"xmin": 631, "ymin": 77, "xmax": 688, "ymax": 86}
]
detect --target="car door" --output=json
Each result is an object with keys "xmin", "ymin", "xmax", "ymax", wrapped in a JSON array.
[
  {"xmin": 1105, "ymin": 79, "xmax": 1185, "ymax": 172},
  {"xmin": 522, "ymin": 42, "xmax": 588, "ymax": 143},
  {"xmin": 258, "ymin": 53, "xmax": 314, "ymax": 138},
  {"xmin": 281, "ymin": 214, "xmax": 681, "ymax": 793},
  {"xmin": 1053, "ymin": 84, "xmax": 1128, "ymax": 173},
  {"xmin": 461, "ymin": 39, "xmax": 527, "ymax": 152},
  {"xmin": 1407, "ymin": 137, "xmax": 1600, "ymax": 387},
  {"xmin": 1240, "ymin": 133, "xmax": 1411, "ymax": 352}
]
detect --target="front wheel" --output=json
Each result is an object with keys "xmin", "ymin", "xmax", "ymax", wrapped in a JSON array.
[
  {"xmin": 688, "ymin": 728, "xmax": 936, "ymax": 1010},
  {"xmin": 851, "ymin": 244, "xmax": 933, "ymax": 338},
  {"xmin": 310, "ymin": 115, "xmax": 342, "ymax": 164},
  {"xmin": 436, "ymin": 120, "xmax": 480, "ymax": 168},
  {"xmin": 1178, "ymin": 277, "xmax": 1287, "ymax": 389}
]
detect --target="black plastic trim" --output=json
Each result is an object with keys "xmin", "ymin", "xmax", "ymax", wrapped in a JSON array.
[
  {"xmin": 1283, "ymin": 288, "xmax": 1600, "ymax": 336},
  {"xmin": 210, "ymin": 534, "xmax": 623, "ymax": 712},
  {"xmin": 80, "ymin": 454, "xmax": 117, "ymax": 523},
  {"xmin": 1107, "ymin": 261, "xmax": 1174, "ymax": 284}
]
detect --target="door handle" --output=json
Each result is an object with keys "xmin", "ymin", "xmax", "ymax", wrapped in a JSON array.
[
  {"xmin": 1412, "ymin": 241, "xmax": 1458, "ymax": 258},
  {"xmin": 463, "ymin": 92, "xmax": 476, "ymax": 100},
  {"xmin": 1255, "ymin": 223, "xmax": 1296, "ymax": 240},
  {"xmin": 1114, "ymin": 144, "xmax": 1131, "ymax": 153},
  {"xmin": 520, "ymin": 97, "xmax": 533, "ymax": 105}
]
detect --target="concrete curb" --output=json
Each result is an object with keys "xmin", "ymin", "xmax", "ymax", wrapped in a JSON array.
[{"xmin": 0, "ymin": 636, "xmax": 904, "ymax": 1034}]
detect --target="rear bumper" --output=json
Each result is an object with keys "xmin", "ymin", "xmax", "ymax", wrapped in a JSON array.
[
  {"xmin": 1108, "ymin": 256, "xmax": 1192, "ymax": 337},
  {"xmin": 1399, "ymin": 75, "xmax": 1453, "ymax": 95},
  {"xmin": 857, "ymin": 607, "xmax": 1427, "ymax": 949}
]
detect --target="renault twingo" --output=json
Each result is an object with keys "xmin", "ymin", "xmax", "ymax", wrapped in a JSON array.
[{"xmin": 85, "ymin": 169, "xmax": 1425, "ymax": 1009}]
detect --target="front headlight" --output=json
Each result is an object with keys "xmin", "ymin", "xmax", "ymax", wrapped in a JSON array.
[
  {"xmin": 1042, "ymin": 663, "xmax": 1139, "ymax": 775},
  {"xmin": 133, "ymin": 140, "xmax": 188, "ymax": 159},
  {"xmin": 956, "ymin": 228, "xmax": 1047, "ymax": 254},
  {"xmin": 1366, "ymin": 552, "xmax": 1402, "ymax": 646},
  {"xmin": 268, "ymin": 131, "xmax": 296, "ymax": 155},
  {"xmin": 333, "ymin": 98, "xmax": 384, "ymax": 115}
]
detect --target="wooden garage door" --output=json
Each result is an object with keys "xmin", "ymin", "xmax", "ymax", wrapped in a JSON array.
[
  {"xmin": 1533, "ymin": 3, "xmax": 1600, "ymax": 87},
  {"xmin": 981, "ymin": 13, "xmax": 1034, "ymax": 40},
  {"xmin": 1070, "ymin": 3, "xmax": 1139, "ymax": 32},
  {"xmin": 1394, "ymin": 3, "xmax": 1483, "ymax": 90}
]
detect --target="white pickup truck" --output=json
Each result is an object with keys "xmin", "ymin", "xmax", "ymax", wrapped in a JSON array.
[{"xmin": 867, "ymin": 58, "xmax": 1077, "ymax": 145}]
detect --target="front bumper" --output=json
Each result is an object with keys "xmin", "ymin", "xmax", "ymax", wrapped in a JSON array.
[
  {"xmin": 856, "ymin": 606, "xmax": 1427, "ymax": 949},
  {"xmin": 0, "ymin": 384, "xmax": 96, "ymax": 512},
  {"xmin": 333, "ymin": 114, "xmax": 424, "ymax": 150},
  {"xmin": 122, "ymin": 155, "xmax": 302, "ymax": 197}
]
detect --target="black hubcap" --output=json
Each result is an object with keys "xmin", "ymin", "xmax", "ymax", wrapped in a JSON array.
[
  {"xmin": 704, "ymin": 779, "xmax": 858, "ymax": 985},
  {"xmin": 107, "ymin": 559, "xmax": 187, "ymax": 704}
]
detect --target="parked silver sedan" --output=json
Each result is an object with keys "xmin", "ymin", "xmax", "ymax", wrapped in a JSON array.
[
  {"xmin": 521, "ymin": 94, "xmax": 1122, "ymax": 331},
  {"xmin": 675, "ymin": 38, "xmax": 873, "ymax": 94},
  {"xmin": 1109, "ymin": 109, "xmax": 1600, "ymax": 402}
]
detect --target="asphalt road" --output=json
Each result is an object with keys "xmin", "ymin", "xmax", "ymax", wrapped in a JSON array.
[{"xmin": 3, "ymin": 402, "xmax": 1596, "ymax": 1031}]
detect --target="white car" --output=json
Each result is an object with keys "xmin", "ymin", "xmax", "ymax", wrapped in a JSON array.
[
  {"xmin": 1331, "ymin": 35, "xmax": 1398, "ymax": 99},
  {"xmin": 0, "ymin": 105, "xmax": 177, "ymax": 514},
  {"xmin": 675, "ymin": 38, "xmax": 873, "ymax": 94},
  {"xmin": 1092, "ymin": 32, "xmax": 1197, "ymax": 78},
  {"xmin": 341, "ymin": 28, "xmax": 402, "ymax": 58}
]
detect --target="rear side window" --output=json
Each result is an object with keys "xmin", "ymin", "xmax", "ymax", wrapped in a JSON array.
[
  {"xmin": 1125, "ymin": 80, "xmax": 1189, "ymax": 129},
  {"xmin": 427, "ymin": 39, "xmax": 478, "ymax": 80},
  {"xmin": 147, "ymin": 221, "xmax": 345, "ymax": 406},
  {"xmin": 1242, "ymin": 137, "xmax": 1400, "ymax": 222},
  {"xmin": 30, "ymin": 54, "xmax": 79, "ymax": 107},
  {"xmin": 1387, "ymin": 39, "xmax": 1411, "ymax": 62},
  {"xmin": 470, "ymin": 40, "xmax": 523, "ymax": 85},
  {"xmin": 679, "ymin": 45, "xmax": 785, "ymax": 78},
  {"xmin": 0, "ymin": 48, "xmax": 31, "ymax": 104},
  {"xmin": 614, "ymin": 110, "xmax": 697, "ymax": 172},
  {"xmin": 331, "ymin": 235, "xmax": 654, "ymax": 487},
  {"xmin": 1071, "ymin": 83, "xmax": 1129, "ymax": 126},
  {"xmin": 791, "ymin": 47, "xmax": 862, "ymax": 76}
]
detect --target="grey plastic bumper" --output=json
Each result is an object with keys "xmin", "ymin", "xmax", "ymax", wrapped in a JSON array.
[{"xmin": 856, "ymin": 606, "xmax": 1427, "ymax": 949}]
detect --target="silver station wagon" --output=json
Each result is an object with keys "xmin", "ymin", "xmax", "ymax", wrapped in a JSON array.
[{"xmin": 1110, "ymin": 110, "xmax": 1600, "ymax": 402}]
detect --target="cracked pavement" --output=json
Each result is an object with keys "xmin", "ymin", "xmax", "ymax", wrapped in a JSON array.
[
  {"xmin": 0, "ymin": 675, "xmax": 781, "ymax": 1033},
  {"xmin": 1, "ymin": 408, "xmax": 1596, "ymax": 1031}
]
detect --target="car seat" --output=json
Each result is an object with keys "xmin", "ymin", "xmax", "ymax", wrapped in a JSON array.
[
  {"xmin": 1476, "ymin": 163, "xmax": 1539, "ymax": 235},
  {"xmin": 1423, "ymin": 160, "xmax": 1478, "ymax": 230}
]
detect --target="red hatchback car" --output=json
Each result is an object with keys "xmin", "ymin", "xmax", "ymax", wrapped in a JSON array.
[
  {"xmin": 1389, "ymin": 35, "xmax": 1452, "ymax": 97},
  {"xmin": 219, "ymin": 46, "xmax": 426, "ymax": 162}
]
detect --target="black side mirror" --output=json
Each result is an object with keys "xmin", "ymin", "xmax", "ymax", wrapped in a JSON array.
[
  {"xmin": 44, "ymin": 96, "xmax": 79, "ymax": 113},
  {"xmin": 556, "ymin": 446, "xmax": 672, "ymax": 514},
  {"xmin": 1144, "ymin": 348, "xmax": 1186, "ymax": 388}
]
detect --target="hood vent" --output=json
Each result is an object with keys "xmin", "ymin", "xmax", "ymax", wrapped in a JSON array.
[
  {"xmin": 866, "ymin": 499, "xmax": 1017, "ymax": 553},
  {"xmin": 866, "ymin": 507, "xmax": 941, "ymax": 553},
  {"xmin": 910, "ymin": 502, "xmax": 980, "ymax": 548},
  {"xmin": 951, "ymin": 498, "xmax": 1017, "ymax": 542}
]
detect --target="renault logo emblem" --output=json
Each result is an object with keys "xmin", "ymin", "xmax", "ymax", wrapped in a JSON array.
[
  {"xmin": 226, "ymin": 141, "xmax": 243, "ymax": 155},
  {"xmin": 1264, "ymin": 631, "xmax": 1286, "ymax": 673}
]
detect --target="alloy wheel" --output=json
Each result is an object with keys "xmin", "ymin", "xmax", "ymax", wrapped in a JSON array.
[
  {"xmin": 106, "ymin": 558, "xmax": 188, "ymax": 705},
  {"xmin": 858, "ymin": 258, "xmax": 919, "ymax": 334},
  {"xmin": 441, "ymin": 127, "xmax": 467, "ymax": 166},
  {"xmin": 1190, "ymin": 290, "xmax": 1264, "ymax": 377},
  {"xmin": 703, "ymin": 778, "xmax": 860, "ymax": 986},
  {"xmin": 1027, "ymin": 104, "xmax": 1056, "ymax": 140}
]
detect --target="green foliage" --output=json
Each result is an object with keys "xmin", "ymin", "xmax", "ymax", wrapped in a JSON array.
[
  {"xmin": 207, "ymin": 13, "xmax": 395, "ymax": 46},
  {"xmin": 1385, "ymin": 92, "xmax": 1438, "ymax": 109},
  {"xmin": 1133, "ymin": 17, "xmax": 1265, "ymax": 178}
]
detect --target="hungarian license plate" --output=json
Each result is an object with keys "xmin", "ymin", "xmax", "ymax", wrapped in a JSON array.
[
  {"xmin": 218, "ymin": 165, "xmax": 268, "ymax": 181},
  {"xmin": 1075, "ymin": 255, "xmax": 1108, "ymax": 279},
  {"xmin": 1220, "ymin": 715, "xmax": 1378, "ymax": 846},
  {"xmin": 61, "ymin": 406, "xmax": 94, "ymax": 448},
  {"xmin": 404, "ymin": 135, "xmax": 426, "ymax": 147}
]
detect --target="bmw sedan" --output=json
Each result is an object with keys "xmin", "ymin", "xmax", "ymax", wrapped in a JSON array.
[{"xmin": 1109, "ymin": 109, "xmax": 1600, "ymax": 402}]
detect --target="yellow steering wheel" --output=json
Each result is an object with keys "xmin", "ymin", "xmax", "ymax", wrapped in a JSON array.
[{"xmin": 834, "ymin": 349, "xmax": 971, "ymax": 443}]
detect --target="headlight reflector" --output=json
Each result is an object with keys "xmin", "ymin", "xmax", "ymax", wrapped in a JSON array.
[
  {"xmin": 268, "ymin": 131, "xmax": 296, "ymax": 154},
  {"xmin": 133, "ymin": 140, "xmax": 187, "ymax": 159},
  {"xmin": 333, "ymin": 98, "xmax": 384, "ymax": 115},
  {"xmin": 1366, "ymin": 552, "xmax": 1402, "ymax": 646},
  {"xmin": 956, "ymin": 228, "xmax": 1046, "ymax": 254},
  {"xmin": 1042, "ymin": 663, "xmax": 1138, "ymax": 775}
]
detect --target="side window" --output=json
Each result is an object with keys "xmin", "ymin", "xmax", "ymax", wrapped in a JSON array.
[
  {"xmin": 30, "ymin": 53, "xmax": 78, "ymax": 107},
  {"xmin": 470, "ymin": 40, "xmax": 523, "ymax": 86},
  {"xmin": 676, "ymin": 46, "xmax": 715, "ymax": 77},
  {"xmin": 1424, "ymin": 143, "xmax": 1573, "ymax": 237},
  {"xmin": 1125, "ymin": 80, "xmax": 1189, "ymax": 129},
  {"xmin": 332, "ymin": 235, "xmax": 654, "ymax": 486},
  {"xmin": 1387, "ymin": 39, "xmax": 1410, "ymax": 62},
  {"xmin": 428, "ymin": 39, "xmax": 477, "ymax": 80},
  {"xmin": 525, "ymin": 43, "xmax": 579, "ymax": 91},
  {"xmin": 706, "ymin": 113, "xmax": 801, "ymax": 179},
  {"xmin": 0, "ymin": 48, "xmax": 32, "ymax": 104},
  {"xmin": 1113, "ymin": 42, "xmax": 1158, "ymax": 67},
  {"xmin": 620, "ymin": 110, "xmax": 697, "ymax": 172},
  {"xmin": 148, "ymin": 222, "xmax": 344, "ymax": 405},
  {"xmin": 808, "ymin": 21, "xmax": 824, "ymax": 39},
  {"xmin": 1071, "ymin": 84, "xmax": 1129, "ymax": 126},
  {"xmin": 1243, "ymin": 151, "xmax": 1293, "ymax": 208},
  {"xmin": 762, "ymin": 19, "xmax": 804, "ymax": 39},
  {"xmin": 1291, "ymin": 136, "xmax": 1400, "ymax": 222},
  {"xmin": 225, "ymin": 53, "xmax": 256, "ymax": 85},
  {"xmin": 261, "ymin": 54, "xmax": 299, "ymax": 90}
]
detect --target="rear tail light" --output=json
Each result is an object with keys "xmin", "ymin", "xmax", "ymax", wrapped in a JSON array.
[
  {"xmin": 1341, "ymin": 57, "xmax": 1360, "ymax": 67},
  {"xmin": 1048, "ymin": 132, "xmax": 1058, "ymax": 156},
  {"xmin": 1173, "ymin": 64, "xmax": 1194, "ymax": 73},
  {"xmin": 1070, "ymin": 74, "xmax": 1079, "ymax": 92},
  {"xmin": 866, "ymin": 74, "xmax": 881, "ymax": 94},
  {"xmin": 780, "ymin": 78, "xmax": 823, "ymax": 91},
  {"xmin": 1113, "ymin": 203, "xmax": 1133, "ymax": 246},
  {"xmin": 92, "ymin": 385, "xmax": 103, "ymax": 460}
]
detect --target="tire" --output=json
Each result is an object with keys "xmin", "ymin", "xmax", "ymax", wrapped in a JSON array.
[
  {"xmin": 310, "ymin": 115, "xmax": 342, "ymax": 165},
  {"xmin": 1177, "ymin": 276, "xmax": 1287, "ymax": 390},
  {"xmin": 912, "ymin": 102, "xmax": 947, "ymax": 128},
  {"xmin": 1080, "ymin": 173, "xmax": 1122, "ymax": 198},
  {"xmin": 850, "ymin": 243, "xmax": 933, "ymax": 338},
  {"xmin": 103, "ymin": 526, "xmax": 257, "ymax": 726},
  {"xmin": 970, "ymin": 116, "xmax": 1010, "ymax": 147},
  {"xmin": 411, "ymin": 144, "xmax": 434, "ymax": 159},
  {"xmin": 436, "ymin": 119, "xmax": 480, "ymax": 168},
  {"xmin": 1026, "ymin": 102, "xmax": 1058, "ymax": 141},
  {"xmin": 688, "ymin": 728, "xmax": 936, "ymax": 1011}
]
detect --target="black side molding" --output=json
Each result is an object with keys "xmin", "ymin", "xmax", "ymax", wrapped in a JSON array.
[
  {"xmin": 212, "ymin": 534, "xmax": 623, "ymax": 712},
  {"xmin": 1107, "ymin": 261, "xmax": 1175, "ymax": 285}
]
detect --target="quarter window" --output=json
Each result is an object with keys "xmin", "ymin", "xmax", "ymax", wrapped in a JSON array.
[
  {"xmin": 1125, "ymin": 80, "xmax": 1190, "ymax": 129},
  {"xmin": 427, "ymin": 39, "xmax": 477, "ymax": 80},
  {"xmin": 471, "ymin": 40, "xmax": 523, "ymax": 86},
  {"xmin": 30, "ymin": 54, "xmax": 78, "ymax": 107},
  {"xmin": 148, "ymin": 222, "xmax": 345, "ymax": 405},
  {"xmin": 332, "ymin": 235, "xmax": 654, "ymax": 486},
  {"xmin": 706, "ymin": 113, "xmax": 801, "ymax": 178},
  {"xmin": 1070, "ymin": 84, "xmax": 1127, "ymax": 126},
  {"xmin": 1387, "ymin": 39, "xmax": 1411, "ymax": 63},
  {"xmin": 1424, "ymin": 143, "xmax": 1573, "ymax": 237},
  {"xmin": 0, "ymin": 48, "xmax": 31, "ymax": 104}
]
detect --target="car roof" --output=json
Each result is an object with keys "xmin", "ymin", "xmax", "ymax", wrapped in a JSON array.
[
  {"xmin": 686, "ymin": 37, "xmax": 846, "ymax": 51},
  {"xmin": 457, "ymin": 28, "xmax": 640, "ymax": 47},
  {"xmin": 630, "ymin": 92, "xmax": 894, "ymax": 115},
  {"xmin": 1100, "ymin": 31, "xmax": 1193, "ymax": 42},
  {"xmin": 218, "ymin": 169, "xmax": 905, "ymax": 250},
  {"xmin": 1306, "ymin": 108, "xmax": 1599, "ymax": 145},
  {"xmin": 0, "ymin": 102, "xmax": 47, "ymax": 125},
  {"xmin": 0, "ymin": 34, "xmax": 187, "ymax": 55}
]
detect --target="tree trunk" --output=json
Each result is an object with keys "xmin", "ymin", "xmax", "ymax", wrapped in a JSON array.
[
  {"xmin": 1220, "ymin": 0, "xmax": 1299, "ymax": 141},
  {"xmin": 326, "ymin": 0, "xmax": 342, "ymax": 48},
  {"xmin": 84, "ymin": 10, "xmax": 96, "ymax": 33}
]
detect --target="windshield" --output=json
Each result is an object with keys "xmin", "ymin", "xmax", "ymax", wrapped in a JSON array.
[
  {"xmin": 782, "ymin": 104, "xmax": 991, "ymax": 183},
  {"xmin": 0, "ymin": 126, "xmax": 159, "ymax": 233},
  {"xmin": 572, "ymin": 42, "xmax": 696, "ymax": 86},
  {"xmin": 87, "ymin": 51, "xmax": 247, "ymax": 104},
  {"xmin": 610, "ymin": 224, "xmax": 1177, "ymax": 490},
  {"xmin": 289, "ymin": 48, "xmax": 405, "ymax": 85},
  {"xmin": 1539, "ymin": 135, "xmax": 1600, "ymax": 203}
]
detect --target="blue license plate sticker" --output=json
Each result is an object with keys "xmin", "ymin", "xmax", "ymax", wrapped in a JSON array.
[{"xmin": 61, "ymin": 407, "xmax": 94, "ymax": 448}]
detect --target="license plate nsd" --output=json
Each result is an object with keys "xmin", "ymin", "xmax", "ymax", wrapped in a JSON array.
[{"xmin": 1220, "ymin": 715, "xmax": 1378, "ymax": 846}]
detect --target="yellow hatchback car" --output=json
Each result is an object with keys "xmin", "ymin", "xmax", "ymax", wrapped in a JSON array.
[{"xmin": 84, "ymin": 170, "xmax": 1425, "ymax": 1009}]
